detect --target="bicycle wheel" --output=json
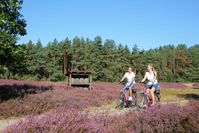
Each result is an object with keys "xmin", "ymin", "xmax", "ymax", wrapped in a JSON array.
[
  {"xmin": 136, "ymin": 93, "xmax": 148, "ymax": 109},
  {"xmin": 116, "ymin": 92, "xmax": 125, "ymax": 109},
  {"xmin": 155, "ymin": 93, "xmax": 161, "ymax": 105},
  {"xmin": 129, "ymin": 93, "xmax": 137, "ymax": 107}
]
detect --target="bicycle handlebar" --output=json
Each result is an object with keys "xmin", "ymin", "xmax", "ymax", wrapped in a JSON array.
[{"xmin": 139, "ymin": 81, "xmax": 147, "ymax": 84}]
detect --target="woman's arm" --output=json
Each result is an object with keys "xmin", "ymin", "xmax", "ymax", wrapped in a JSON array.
[
  {"xmin": 141, "ymin": 73, "xmax": 147, "ymax": 83},
  {"xmin": 120, "ymin": 74, "xmax": 126, "ymax": 82}
]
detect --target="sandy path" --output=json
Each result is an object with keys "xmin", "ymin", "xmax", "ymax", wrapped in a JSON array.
[
  {"xmin": 0, "ymin": 118, "xmax": 25, "ymax": 133},
  {"xmin": 0, "ymin": 113, "xmax": 48, "ymax": 133},
  {"xmin": 182, "ymin": 83, "xmax": 194, "ymax": 88}
]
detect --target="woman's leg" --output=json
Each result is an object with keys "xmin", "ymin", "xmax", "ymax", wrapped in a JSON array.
[
  {"xmin": 129, "ymin": 87, "xmax": 132, "ymax": 97},
  {"xmin": 147, "ymin": 89, "xmax": 151, "ymax": 98},
  {"xmin": 150, "ymin": 88, "xmax": 155, "ymax": 105},
  {"xmin": 146, "ymin": 88, "xmax": 150, "ymax": 104}
]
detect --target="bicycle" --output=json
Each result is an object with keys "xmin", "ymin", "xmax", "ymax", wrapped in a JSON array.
[
  {"xmin": 116, "ymin": 82, "xmax": 137, "ymax": 109},
  {"xmin": 136, "ymin": 82, "xmax": 161, "ymax": 110}
]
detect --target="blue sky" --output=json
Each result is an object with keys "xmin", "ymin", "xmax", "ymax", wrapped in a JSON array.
[{"xmin": 19, "ymin": 0, "xmax": 199, "ymax": 50}]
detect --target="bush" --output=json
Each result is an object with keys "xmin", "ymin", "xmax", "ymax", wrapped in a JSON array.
[
  {"xmin": 159, "ymin": 68, "xmax": 173, "ymax": 82},
  {"xmin": 49, "ymin": 72, "xmax": 66, "ymax": 82},
  {"xmin": 5, "ymin": 101, "xmax": 199, "ymax": 133},
  {"xmin": 0, "ymin": 81, "xmax": 119, "ymax": 119}
]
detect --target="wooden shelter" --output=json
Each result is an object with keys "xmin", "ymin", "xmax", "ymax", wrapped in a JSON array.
[
  {"xmin": 63, "ymin": 51, "xmax": 92, "ymax": 90},
  {"xmin": 67, "ymin": 71, "xmax": 92, "ymax": 90}
]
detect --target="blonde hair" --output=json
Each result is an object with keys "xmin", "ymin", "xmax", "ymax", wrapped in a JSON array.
[
  {"xmin": 130, "ymin": 67, "xmax": 135, "ymax": 72},
  {"xmin": 147, "ymin": 64, "xmax": 157, "ymax": 77}
]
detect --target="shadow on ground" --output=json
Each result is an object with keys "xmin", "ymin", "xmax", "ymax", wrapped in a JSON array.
[
  {"xmin": 0, "ymin": 84, "xmax": 53, "ymax": 102},
  {"xmin": 178, "ymin": 93, "xmax": 199, "ymax": 100}
]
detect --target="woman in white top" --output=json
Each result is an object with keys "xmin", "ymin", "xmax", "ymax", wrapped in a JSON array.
[
  {"xmin": 141, "ymin": 64, "xmax": 158, "ymax": 106},
  {"xmin": 120, "ymin": 67, "xmax": 136, "ymax": 101}
]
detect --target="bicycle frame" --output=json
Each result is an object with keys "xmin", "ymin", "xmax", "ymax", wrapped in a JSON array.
[
  {"xmin": 116, "ymin": 83, "xmax": 137, "ymax": 109},
  {"xmin": 137, "ymin": 82, "xmax": 161, "ymax": 109},
  {"xmin": 137, "ymin": 83, "xmax": 149, "ymax": 109}
]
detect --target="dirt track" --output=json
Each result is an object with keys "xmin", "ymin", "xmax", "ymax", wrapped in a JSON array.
[{"xmin": 0, "ymin": 118, "xmax": 24, "ymax": 133}]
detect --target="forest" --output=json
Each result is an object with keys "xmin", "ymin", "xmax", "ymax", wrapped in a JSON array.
[
  {"xmin": 1, "ymin": 37, "xmax": 199, "ymax": 82},
  {"xmin": 0, "ymin": 0, "xmax": 198, "ymax": 82}
]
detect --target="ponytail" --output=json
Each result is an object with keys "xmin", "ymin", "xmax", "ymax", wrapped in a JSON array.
[
  {"xmin": 152, "ymin": 67, "xmax": 157, "ymax": 78},
  {"xmin": 148, "ymin": 63, "xmax": 157, "ymax": 78}
]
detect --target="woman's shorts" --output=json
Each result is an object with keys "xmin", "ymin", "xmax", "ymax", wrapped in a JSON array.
[
  {"xmin": 123, "ymin": 82, "xmax": 136, "ymax": 91},
  {"xmin": 146, "ymin": 84, "xmax": 158, "ymax": 90}
]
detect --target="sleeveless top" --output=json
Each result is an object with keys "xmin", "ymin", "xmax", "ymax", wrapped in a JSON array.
[{"xmin": 146, "ymin": 71, "xmax": 158, "ymax": 85}]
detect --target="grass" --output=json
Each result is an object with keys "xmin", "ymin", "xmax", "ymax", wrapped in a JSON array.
[
  {"xmin": 87, "ymin": 88, "xmax": 199, "ymax": 112},
  {"xmin": 160, "ymin": 88, "xmax": 199, "ymax": 103}
]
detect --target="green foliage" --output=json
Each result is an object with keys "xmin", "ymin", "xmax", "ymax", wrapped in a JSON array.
[
  {"xmin": 161, "ymin": 68, "xmax": 173, "ymax": 82},
  {"xmin": 11, "ymin": 36, "xmax": 197, "ymax": 82},
  {"xmin": 0, "ymin": 0, "xmax": 27, "ymax": 76},
  {"xmin": 1, "ymin": 0, "xmax": 198, "ymax": 82},
  {"xmin": 49, "ymin": 72, "xmax": 66, "ymax": 82}
]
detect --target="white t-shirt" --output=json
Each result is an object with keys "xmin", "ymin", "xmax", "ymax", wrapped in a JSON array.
[
  {"xmin": 145, "ymin": 72, "xmax": 158, "ymax": 85},
  {"xmin": 124, "ymin": 72, "xmax": 135, "ymax": 85}
]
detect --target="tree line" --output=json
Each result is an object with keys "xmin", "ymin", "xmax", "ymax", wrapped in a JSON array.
[
  {"xmin": 0, "ymin": 0, "xmax": 198, "ymax": 82},
  {"xmin": 1, "ymin": 36, "xmax": 199, "ymax": 82}
]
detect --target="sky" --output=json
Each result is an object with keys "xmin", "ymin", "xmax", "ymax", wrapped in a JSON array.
[{"xmin": 18, "ymin": 0, "xmax": 199, "ymax": 50}]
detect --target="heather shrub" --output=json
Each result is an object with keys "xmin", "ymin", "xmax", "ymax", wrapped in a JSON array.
[
  {"xmin": 131, "ymin": 102, "xmax": 199, "ymax": 133},
  {"xmin": 0, "ymin": 84, "xmax": 52, "ymax": 102},
  {"xmin": 1, "ymin": 80, "xmax": 198, "ymax": 132},
  {"xmin": 158, "ymin": 82, "xmax": 188, "ymax": 89},
  {"xmin": 5, "ymin": 101, "xmax": 199, "ymax": 133},
  {"xmin": 5, "ymin": 109, "xmax": 103, "ymax": 133},
  {"xmin": 0, "ymin": 83, "xmax": 119, "ymax": 119},
  {"xmin": 180, "ymin": 100, "xmax": 199, "ymax": 132},
  {"xmin": 137, "ymin": 105, "xmax": 186, "ymax": 133}
]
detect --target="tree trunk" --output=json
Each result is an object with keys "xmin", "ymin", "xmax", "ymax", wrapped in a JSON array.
[{"xmin": 63, "ymin": 52, "xmax": 67, "ymax": 74}]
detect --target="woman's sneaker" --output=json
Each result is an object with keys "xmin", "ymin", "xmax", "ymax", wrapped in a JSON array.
[
  {"xmin": 148, "ymin": 100, "xmax": 152, "ymax": 107},
  {"xmin": 128, "ymin": 96, "xmax": 133, "ymax": 101}
]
